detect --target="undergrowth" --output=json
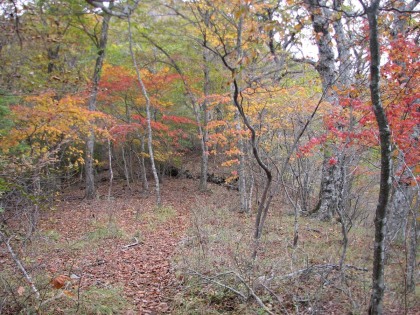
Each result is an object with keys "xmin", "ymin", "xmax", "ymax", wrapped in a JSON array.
[{"xmin": 172, "ymin": 200, "xmax": 419, "ymax": 314}]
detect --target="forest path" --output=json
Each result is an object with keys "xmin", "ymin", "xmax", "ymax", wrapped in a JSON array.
[{"xmin": 37, "ymin": 178, "xmax": 236, "ymax": 314}]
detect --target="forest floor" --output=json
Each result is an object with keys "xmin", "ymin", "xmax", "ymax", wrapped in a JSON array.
[
  {"xmin": 0, "ymin": 178, "xmax": 238, "ymax": 314},
  {"xmin": 1, "ymin": 176, "xmax": 419, "ymax": 314}
]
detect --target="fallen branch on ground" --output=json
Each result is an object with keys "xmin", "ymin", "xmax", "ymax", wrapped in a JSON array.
[
  {"xmin": 187, "ymin": 269, "xmax": 247, "ymax": 300},
  {"xmin": 232, "ymin": 271, "xmax": 276, "ymax": 315},
  {"xmin": 122, "ymin": 237, "xmax": 141, "ymax": 249},
  {"xmin": 0, "ymin": 232, "xmax": 40, "ymax": 300},
  {"xmin": 187, "ymin": 268, "xmax": 275, "ymax": 315}
]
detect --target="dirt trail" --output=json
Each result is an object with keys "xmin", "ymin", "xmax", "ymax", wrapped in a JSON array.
[{"xmin": 34, "ymin": 178, "xmax": 235, "ymax": 314}]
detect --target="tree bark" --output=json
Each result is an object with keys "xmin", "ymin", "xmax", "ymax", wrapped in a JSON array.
[
  {"xmin": 199, "ymin": 23, "xmax": 211, "ymax": 191},
  {"xmin": 140, "ymin": 134, "xmax": 149, "ymax": 191},
  {"xmin": 85, "ymin": 10, "xmax": 112, "ymax": 200},
  {"xmin": 107, "ymin": 137, "xmax": 113, "ymax": 200},
  {"xmin": 306, "ymin": 0, "xmax": 352, "ymax": 222},
  {"xmin": 127, "ymin": 16, "xmax": 161, "ymax": 206},
  {"xmin": 406, "ymin": 208, "xmax": 418, "ymax": 292},
  {"xmin": 233, "ymin": 10, "xmax": 250, "ymax": 213},
  {"xmin": 366, "ymin": 2, "xmax": 393, "ymax": 313}
]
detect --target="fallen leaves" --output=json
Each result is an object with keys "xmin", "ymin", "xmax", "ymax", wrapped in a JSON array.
[
  {"xmin": 37, "ymin": 179, "xmax": 197, "ymax": 313},
  {"xmin": 50, "ymin": 275, "xmax": 71, "ymax": 289},
  {"xmin": 17, "ymin": 286, "xmax": 25, "ymax": 296}
]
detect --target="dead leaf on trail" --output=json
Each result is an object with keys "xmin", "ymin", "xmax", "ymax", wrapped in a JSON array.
[
  {"xmin": 63, "ymin": 290, "xmax": 75, "ymax": 297},
  {"xmin": 50, "ymin": 275, "xmax": 71, "ymax": 289},
  {"xmin": 17, "ymin": 286, "xmax": 25, "ymax": 296}
]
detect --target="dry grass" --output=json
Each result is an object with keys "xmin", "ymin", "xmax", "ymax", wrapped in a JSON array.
[
  {"xmin": 173, "ymin": 199, "xmax": 419, "ymax": 314},
  {"xmin": 1, "ymin": 178, "xmax": 418, "ymax": 314}
]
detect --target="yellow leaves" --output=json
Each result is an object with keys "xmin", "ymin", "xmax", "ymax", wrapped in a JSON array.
[
  {"xmin": 293, "ymin": 24, "xmax": 303, "ymax": 32},
  {"xmin": 226, "ymin": 172, "xmax": 239, "ymax": 184},
  {"xmin": 1, "ymin": 92, "xmax": 113, "ymax": 169},
  {"xmin": 233, "ymin": 4, "xmax": 249, "ymax": 20},
  {"xmin": 222, "ymin": 158, "xmax": 239, "ymax": 167},
  {"xmin": 225, "ymin": 148, "xmax": 242, "ymax": 156},
  {"xmin": 207, "ymin": 120, "xmax": 228, "ymax": 130},
  {"xmin": 63, "ymin": 290, "xmax": 75, "ymax": 298}
]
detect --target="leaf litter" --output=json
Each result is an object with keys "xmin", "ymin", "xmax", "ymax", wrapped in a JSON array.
[{"xmin": 28, "ymin": 178, "xmax": 234, "ymax": 314}]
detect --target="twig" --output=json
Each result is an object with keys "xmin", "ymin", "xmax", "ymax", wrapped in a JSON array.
[
  {"xmin": 0, "ymin": 233, "xmax": 40, "ymax": 300},
  {"xmin": 187, "ymin": 269, "xmax": 247, "ymax": 300},
  {"xmin": 39, "ymin": 290, "xmax": 65, "ymax": 306},
  {"xmin": 122, "ymin": 237, "xmax": 141, "ymax": 249},
  {"xmin": 279, "ymin": 263, "xmax": 368, "ymax": 280},
  {"xmin": 259, "ymin": 283, "xmax": 290, "ymax": 315},
  {"xmin": 233, "ymin": 272, "xmax": 276, "ymax": 315},
  {"xmin": 344, "ymin": 264, "xmax": 369, "ymax": 272}
]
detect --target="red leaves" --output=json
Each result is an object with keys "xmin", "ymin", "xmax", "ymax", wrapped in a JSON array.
[
  {"xmin": 328, "ymin": 157, "xmax": 338, "ymax": 166},
  {"xmin": 162, "ymin": 115, "xmax": 196, "ymax": 125},
  {"xmin": 99, "ymin": 65, "xmax": 137, "ymax": 94},
  {"xmin": 299, "ymin": 36, "xmax": 419, "ymax": 172},
  {"xmin": 297, "ymin": 135, "xmax": 327, "ymax": 157}
]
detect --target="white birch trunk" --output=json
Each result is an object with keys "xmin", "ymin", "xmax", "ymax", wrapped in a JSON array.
[{"xmin": 127, "ymin": 16, "xmax": 161, "ymax": 205}]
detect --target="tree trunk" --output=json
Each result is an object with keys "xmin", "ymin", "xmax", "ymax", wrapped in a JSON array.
[
  {"xmin": 367, "ymin": 2, "xmax": 393, "ymax": 314},
  {"xmin": 306, "ymin": 0, "xmax": 342, "ymax": 221},
  {"xmin": 199, "ymin": 34, "xmax": 210, "ymax": 191},
  {"xmin": 235, "ymin": 110, "xmax": 249, "ymax": 212},
  {"xmin": 306, "ymin": 0, "xmax": 351, "ymax": 221},
  {"xmin": 107, "ymin": 137, "xmax": 113, "ymax": 200},
  {"xmin": 47, "ymin": 45, "xmax": 60, "ymax": 74},
  {"xmin": 233, "ymin": 12, "xmax": 250, "ymax": 213},
  {"xmin": 387, "ymin": 182, "xmax": 412, "ymax": 243},
  {"xmin": 127, "ymin": 16, "xmax": 161, "ymax": 205},
  {"xmin": 137, "ymin": 31, "xmax": 210, "ymax": 192},
  {"xmin": 406, "ymin": 208, "xmax": 418, "ymax": 292},
  {"xmin": 122, "ymin": 146, "xmax": 131, "ymax": 190},
  {"xmin": 140, "ymin": 134, "xmax": 149, "ymax": 191},
  {"xmin": 313, "ymin": 154, "xmax": 340, "ymax": 221},
  {"xmin": 85, "ymin": 11, "xmax": 112, "ymax": 199},
  {"xmin": 85, "ymin": 132, "xmax": 96, "ymax": 199},
  {"xmin": 29, "ymin": 170, "xmax": 41, "ymax": 238}
]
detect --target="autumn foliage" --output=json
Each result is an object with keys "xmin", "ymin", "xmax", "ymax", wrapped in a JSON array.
[
  {"xmin": 298, "ymin": 37, "xmax": 419, "ymax": 182},
  {"xmin": 0, "ymin": 92, "xmax": 112, "ymax": 174}
]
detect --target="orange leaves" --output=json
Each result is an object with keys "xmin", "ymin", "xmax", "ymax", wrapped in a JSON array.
[
  {"xmin": 99, "ymin": 64, "xmax": 181, "ymax": 114},
  {"xmin": 222, "ymin": 159, "xmax": 239, "ymax": 167},
  {"xmin": 50, "ymin": 275, "xmax": 71, "ymax": 289},
  {"xmin": 207, "ymin": 120, "xmax": 228, "ymax": 130},
  {"xmin": 1, "ymin": 92, "xmax": 113, "ymax": 174},
  {"xmin": 50, "ymin": 275, "xmax": 76, "ymax": 300}
]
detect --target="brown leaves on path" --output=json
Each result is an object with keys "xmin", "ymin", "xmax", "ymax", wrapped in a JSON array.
[{"xmin": 35, "ymin": 178, "xmax": 231, "ymax": 314}]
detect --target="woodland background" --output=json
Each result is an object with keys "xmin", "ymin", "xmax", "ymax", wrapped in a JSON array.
[{"xmin": 0, "ymin": 0, "xmax": 419, "ymax": 314}]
